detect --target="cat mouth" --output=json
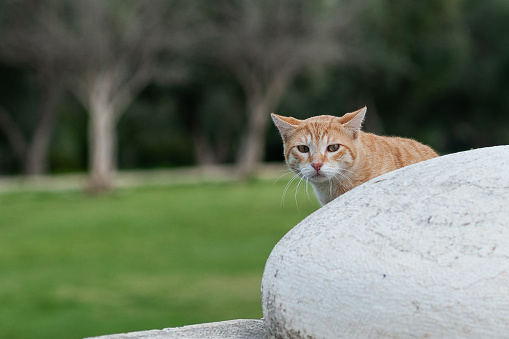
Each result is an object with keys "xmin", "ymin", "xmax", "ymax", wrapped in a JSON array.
[
  {"xmin": 297, "ymin": 168, "xmax": 328, "ymax": 182},
  {"xmin": 309, "ymin": 172, "xmax": 328, "ymax": 181}
]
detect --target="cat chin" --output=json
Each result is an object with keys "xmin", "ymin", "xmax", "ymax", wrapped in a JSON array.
[{"xmin": 305, "ymin": 174, "xmax": 331, "ymax": 184}]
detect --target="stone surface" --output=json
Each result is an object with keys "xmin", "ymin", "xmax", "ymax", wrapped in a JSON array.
[
  {"xmin": 262, "ymin": 146, "xmax": 509, "ymax": 338},
  {"xmin": 87, "ymin": 319, "xmax": 269, "ymax": 339}
]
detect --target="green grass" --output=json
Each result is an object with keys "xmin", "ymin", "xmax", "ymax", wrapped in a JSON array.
[{"xmin": 0, "ymin": 178, "xmax": 318, "ymax": 339}]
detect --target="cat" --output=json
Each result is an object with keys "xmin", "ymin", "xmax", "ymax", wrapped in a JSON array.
[{"xmin": 271, "ymin": 107, "xmax": 438, "ymax": 206}]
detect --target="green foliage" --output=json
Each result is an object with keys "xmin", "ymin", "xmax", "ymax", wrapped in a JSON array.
[
  {"xmin": 0, "ymin": 179, "xmax": 317, "ymax": 339},
  {"xmin": 275, "ymin": 0, "xmax": 509, "ymax": 155}
]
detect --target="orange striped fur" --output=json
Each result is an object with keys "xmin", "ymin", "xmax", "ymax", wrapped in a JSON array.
[{"xmin": 272, "ymin": 107, "xmax": 438, "ymax": 205}]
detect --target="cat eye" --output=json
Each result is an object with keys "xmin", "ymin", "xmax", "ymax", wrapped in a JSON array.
[
  {"xmin": 297, "ymin": 145, "xmax": 310, "ymax": 153},
  {"xmin": 327, "ymin": 144, "xmax": 340, "ymax": 152}
]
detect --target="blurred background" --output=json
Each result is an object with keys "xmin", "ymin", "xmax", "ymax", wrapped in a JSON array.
[{"xmin": 0, "ymin": 0, "xmax": 508, "ymax": 338}]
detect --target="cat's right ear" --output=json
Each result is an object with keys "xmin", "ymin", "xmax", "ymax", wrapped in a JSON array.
[{"xmin": 271, "ymin": 113, "xmax": 299, "ymax": 141}]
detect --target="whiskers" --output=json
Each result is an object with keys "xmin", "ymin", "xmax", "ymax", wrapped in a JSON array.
[
  {"xmin": 275, "ymin": 167, "xmax": 354, "ymax": 208},
  {"xmin": 329, "ymin": 168, "xmax": 355, "ymax": 196},
  {"xmin": 315, "ymin": 167, "xmax": 355, "ymax": 204},
  {"xmin": 274, "ymin": 169, "xmax": 294, "ymax": 184},
  {"xmin": 276, "ymin": 169, "xmax": 315, "ymax": 210}
]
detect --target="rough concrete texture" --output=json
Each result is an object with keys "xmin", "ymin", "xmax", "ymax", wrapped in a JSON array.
[
  {"xmin": 262, "ymin": 146, "xmax": 509, "ymax": 338},
  {"xmin": 87, "ymin": 319, "xmax": 269, "ymax": 339}
]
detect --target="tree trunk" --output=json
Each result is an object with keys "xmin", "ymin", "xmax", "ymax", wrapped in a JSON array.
[
  {"xmin": 24, "ymin": 70, "xmax": 58, "ymax": 176},
  {"xmin": 236, "ymin": 98, "xmax": 270, "ymax": 178},
  {"xmin": 235, "ymin": 70, "xmax": 291, "ymax": 178},
  {"xmin": 177, "ymin": 87, "xmax": 218, "ymax": 166},
  {"xmin": 88, "ymin": 91, "xmax": 117, "ymax": 193},
  {"xmin": 0, "ymin": 106, "xmax": 27, "ymax": 163}
]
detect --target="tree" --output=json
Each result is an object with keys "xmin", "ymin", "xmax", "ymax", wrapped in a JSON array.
[
  {"xmin": 0, "ymin": 3, "xmax": 62, "ymax": 175},
  {"xmin": 1, "ymin": 0, "xmax": 190, "ymax": 191},
  {"xmin": 0, "ymin": 74, "xmax": 59, "ymax": 175},
  {"xmin": 199, "ymin": 0, "xmax": 363, "ymax": 177},
  {"xmin": 174, "ymin": 68, "xmax": 243, "ymax": 166}
]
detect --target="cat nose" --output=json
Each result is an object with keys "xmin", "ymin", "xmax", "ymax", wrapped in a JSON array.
[{"xmin": 311, "ymin": 163, "xmax": 323, "ymax": 172}]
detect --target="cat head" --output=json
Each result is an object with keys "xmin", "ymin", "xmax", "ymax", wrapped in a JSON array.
[{"xmin": 271, "ymin": 107, "xmax": 366, "ymax": 184}]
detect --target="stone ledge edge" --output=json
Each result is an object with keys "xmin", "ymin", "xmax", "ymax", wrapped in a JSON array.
[{"xmin": 86, "ymin": 319, "xmax": 269, "ymax": 339}]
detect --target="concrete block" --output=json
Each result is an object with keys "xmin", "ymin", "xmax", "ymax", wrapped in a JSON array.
[{"xmin": 262, "ymin": 146, "xmax": 509, "ymax": 338}]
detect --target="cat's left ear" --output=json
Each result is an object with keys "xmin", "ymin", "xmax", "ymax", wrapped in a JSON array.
[
  {"xmin": 271, "ymin": 113, "xmax": 300, "ymax": 141},
  {"xmin": 342, "ymin": 106, "xmax": 367, "ymax": 139}
]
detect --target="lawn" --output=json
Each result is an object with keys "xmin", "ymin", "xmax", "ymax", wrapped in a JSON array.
[{"xmin": 0, "ymin": 177, "xmax": 318, "ymax": 339}]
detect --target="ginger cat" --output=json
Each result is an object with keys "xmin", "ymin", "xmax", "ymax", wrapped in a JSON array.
[{"xmin": 272, "ymin": 107, "xmax": 438, "ymax": 206}]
